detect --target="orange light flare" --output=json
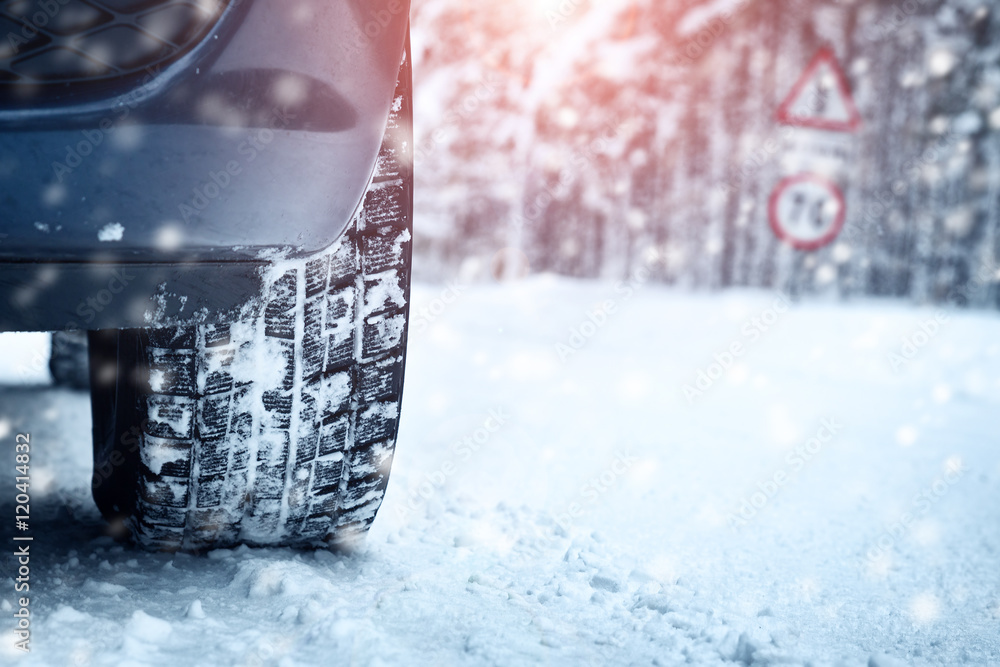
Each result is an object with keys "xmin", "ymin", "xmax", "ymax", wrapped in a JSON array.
[{"xmin": 429, "ymin": 0, "xmax": 708, "ymax": 151}]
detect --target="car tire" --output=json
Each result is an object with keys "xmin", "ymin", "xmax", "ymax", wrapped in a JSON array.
[{"xmin": 88, "ymin": 45, "xmax": 412, "ymax": 551}]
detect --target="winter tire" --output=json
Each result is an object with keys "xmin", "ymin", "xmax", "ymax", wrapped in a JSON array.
[{"xmin": 88, "ymin": 47, "xmax": 412, "ymax": 551}]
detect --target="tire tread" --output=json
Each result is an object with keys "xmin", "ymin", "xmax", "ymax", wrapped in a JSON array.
[{"xmin": 113, "ymin": 47, "xmax": 412, "ymax": 550}]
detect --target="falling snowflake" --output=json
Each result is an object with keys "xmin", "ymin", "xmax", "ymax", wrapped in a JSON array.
[{"xmin": 98, "ymin": 223, "xmax": 125, "ymax": 242}]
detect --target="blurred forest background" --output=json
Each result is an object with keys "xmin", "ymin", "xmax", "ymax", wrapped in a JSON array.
[{"xmin": 408, "ymin": 0, "xmax": 1000, "ymax": 308}]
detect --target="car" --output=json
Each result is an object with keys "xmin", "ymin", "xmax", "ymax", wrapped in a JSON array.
[{"xmin": 0, "ymin": 0, "xmax": 413, "ymax": 551}]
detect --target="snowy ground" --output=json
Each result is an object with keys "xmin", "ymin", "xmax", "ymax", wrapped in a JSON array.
[{"xmin": 2, "ymin": 278, "xmax": 999, "ymax": 666}]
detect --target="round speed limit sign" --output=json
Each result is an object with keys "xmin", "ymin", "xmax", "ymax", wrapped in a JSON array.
[{"xmin": 768, "ymin": 173, "xmax": 846, "ymax": 251}]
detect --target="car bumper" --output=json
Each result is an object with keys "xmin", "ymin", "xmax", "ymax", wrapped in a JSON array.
[{"xmin": 0, "ymin": 0, "xmax": 410, "ymax": 264}]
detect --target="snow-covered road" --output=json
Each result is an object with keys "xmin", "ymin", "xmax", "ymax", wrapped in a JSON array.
[{"xmin": 2, "ymin": 278, "xmax": 999, "ymax": 666}]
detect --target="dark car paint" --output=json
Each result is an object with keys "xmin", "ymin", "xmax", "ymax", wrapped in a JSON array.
[{"xmin": 0, "ymin": 0, "xmax": 411, "ymax": 332}]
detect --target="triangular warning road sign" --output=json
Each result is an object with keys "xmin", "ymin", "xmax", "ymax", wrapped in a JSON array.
[{"xmin": 776, "ymin": 47, "xmax": 861, "ymax": 132}]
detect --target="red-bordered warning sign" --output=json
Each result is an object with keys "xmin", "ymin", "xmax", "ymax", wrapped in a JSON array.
[
  {"xmin": 776, "ymin": 47, "xmax": 861, "ymax": 133},
  {"xmin": 768, "ymin": 173, "xmax": 846, "ymax": 251}
]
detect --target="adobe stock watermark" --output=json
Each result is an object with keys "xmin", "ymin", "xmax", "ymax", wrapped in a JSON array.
[
  {"xmin": 411, "ymin": 280, "xmax": 465, "ymax": 334},
  {"xmin": 413, "ymin": 72, "xmax": 501, "ymax": 166},
  {"xmin": 554, "ymin": 299, "xmax": 620, "ymax": 362},
  {"xmin": 864, "ymin": 0, "xmax": 935, "ymax": 42},
  {"xmin": 12, "ymin": 432, "xmax": 32, "ymax": 653},
  {"xmin": 728, "ymin": 418, "xmax": 843, "ymax": 531},
  {"xmin": 888, "ymin": 257, "xmax": 999, "ymax": 371},
  {"xmin": 861, "ymin": 457, "xmax": 968, "ymax": 570},
  {"xmin": 395, "ymin": 408, "xmax": 508, "ymax": 520},
  {"xmin": 842, "ymin": 131, "xmax": 961, "ymax": 244},
  {"xmin": 90, "ymin": 420, "xmax": 148, "ymax": 494},
  {"xmin": 340, "ymin": 0, "xmax": 407, "ymax": 55},
  {"xmin": 667, "ymin": 0, "xmax": 750, "ymax": 67},
  {"xmin": 717, "ymin": 126, "xmax": 796, "ymax": 195},
  {"xmin": 178, "ymin": 106, "xmax": 296, "ymax": 222},
  {"xmin": 509, "ymin": 114, "xmax": 631, "ymax": 232},
  {"xmin": 5, "ymin": 0, "xmax": 79, "ymax": 55},
  {"xmin": 945, "ymin": 258, "xmax": 999, "ymax": 308},
  {"xmin": 717, "ymin": 81, "xmax": 831, "ymax": 195},
  {"xmin": 15, "ymin": 269, "xmax": 136, "ymax": 381},
  {"xmin": 683, "ymin": 291, "xmax": 791, "ymax": 403},
  {"xmin": 887, "ymin": 311, "xmax": 949, "ymax": 372},
  {"xmin": 552, "ymin": 449, "xmax": 637, "ymax": 535},
  {"xmin": 51, "ymin": 65, "xmax": 166, "ymax": 183},
  {"xmin": 554, "ymin": 253, "xmax": 659, "ymax": 362},
  {"xmin": 545, "ymin": 0, "xmax": 586, "ymax": 29}
]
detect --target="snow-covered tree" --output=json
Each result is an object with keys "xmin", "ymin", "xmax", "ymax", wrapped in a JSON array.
[{"xmin": 411, "ymin": 0, "xmax": 1000, "ymax": 308}]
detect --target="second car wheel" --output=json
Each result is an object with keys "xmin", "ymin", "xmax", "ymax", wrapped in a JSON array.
[{"xmin": 49, "ymin": 330, "xmax": 90, "ymax": 390}]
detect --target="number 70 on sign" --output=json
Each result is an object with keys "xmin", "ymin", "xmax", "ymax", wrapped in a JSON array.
[{"xmin": 768, "ymin": 173, "xmax": 846, "ymax": 251}]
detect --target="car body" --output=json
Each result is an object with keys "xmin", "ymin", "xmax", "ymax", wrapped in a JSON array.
[
  {"xmin": 1, "ymin": 0, "xmax": 414, "ymax": 551},
  {"xmin": 1, "ymin": 0, "xmax": 410, "ymax": 332}
]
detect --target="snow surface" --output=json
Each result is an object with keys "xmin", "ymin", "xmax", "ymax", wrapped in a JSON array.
[
  {"xmin": 0, "ymin": 333, "xmax": 49, "ymax": 386},
  {"xmin": 2, "ymin": 278, "xmax": 1000, "ymax": 665},
  {"xmin": 97, "ymin": 223, "xmax": 125, "ymax": 243}
]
